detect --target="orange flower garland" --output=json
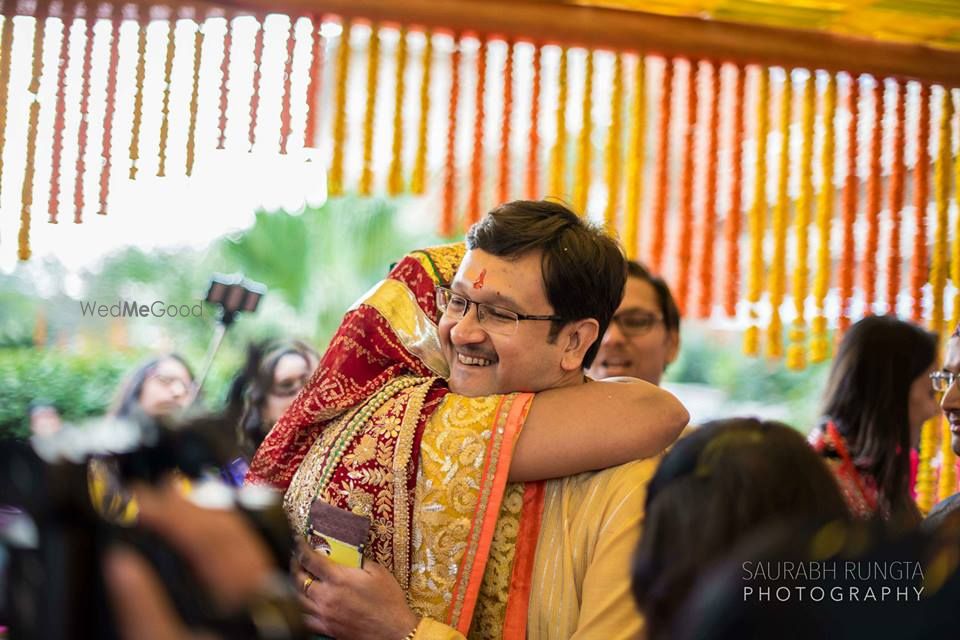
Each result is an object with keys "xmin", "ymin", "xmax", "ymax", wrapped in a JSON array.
[
  {"xmin": 696, "ymin": 60, "xmax": 721, "ymax": 319},
  {"xmin": 622, "ymin": 54, "xmax": 645, "ymax": 259},
  {"xmin": 650, "ymin": 58, "xmax": 674, "ymax": 273},
  {"xmin": 497, "ymin": 40, "xmax": 514, "ymax": 204},
  {"xmin": 675, "ymin": 59, "xmax": 698, "ymax": 315},
  {"xmin": 216, "ymin": 15, "xmax": 234, "ymax": 149},
  {"xmin": 525, "ymin": 44, "xmax": 542, "ymax": 200},
  {"xmin": 50, "ymin": 1, "xmax": 76, "ymax": 219},
  {"xmin": 303, "ymin": 17, "xmax": 324, "ymax": 149},
  {"xmin": 910, "ymin": 83, "xmax": 931, "ymax": 325},
  {"xmin": 441, "ymin": 35, "xmax": 462, "ymax": 236},
  {"xmin": 723, "ymin": 64, "xmax": 745, "ymax": 317},
  {"xmin": 860, "ymin": 79, "xmax": 884, "ymax": 314},
  {"xmin": 278, "ymin": 16, "xmax": 297, "ymax": 155},
  {"xmin": 885, "ymin": 80, "xmax": 906, "ymax": 314},
  {"xmin": 467, "ymin": 37, "xmax": 487, "ymax": 224},
  {"xmin": 73, "ymin": 2, "xmax": 97, "ymax": 220},
  {"xmin": 837, "ymin": 75, "xmax": 860, "ymax": 334}
]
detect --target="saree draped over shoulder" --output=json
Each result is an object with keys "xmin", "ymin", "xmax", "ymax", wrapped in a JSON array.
[{"xmin": 247, "ymin": 243, "xmax": 545, "ymax": 634}]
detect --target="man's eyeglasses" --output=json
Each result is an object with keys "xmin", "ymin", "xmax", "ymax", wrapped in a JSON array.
[
  {"xmin": 149, "ymin": 373, "xmax": 196, "ymax": 394},
  {"xmin": 930, "ymin": 371, "xmax": 959, "ymax": 393},
  {"xmin": 435, "ymin": 286, "xmax": 563, "ymax": 336},
  {"xmin": 611, "ymin": 311, "xmax": 663, "ymax": 337}
]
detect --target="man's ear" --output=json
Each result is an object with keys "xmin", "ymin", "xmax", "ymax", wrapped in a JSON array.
[
  {"xmin": 560, "ymin": 319, "xmax": 600, "ymax": 372},
  {"xmin": 665, "ymin": 330, "xmax": 680, "ymax": 368}
]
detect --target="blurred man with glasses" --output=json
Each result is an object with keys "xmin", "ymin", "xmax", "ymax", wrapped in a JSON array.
[{"xmin": 587, "ymin": 261, "xmax": 680, "ymax": 386}]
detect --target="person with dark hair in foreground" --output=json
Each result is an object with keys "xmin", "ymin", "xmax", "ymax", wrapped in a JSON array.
[
  {"xmin": 631, "ymin": 418, "xmax": 851, "ymax": 640},
  {"xmin": 810, "ymin": 315, "xmax": 939, "ymax": 525},
  {"xmin": 249, "ymin": 200, "xmax": 688, "ymax": 639},
  {"xmin": 587, "ymin": 260, "xmax": 680, "ymax": 386}
]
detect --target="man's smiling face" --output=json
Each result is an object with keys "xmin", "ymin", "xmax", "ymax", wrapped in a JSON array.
[{"xmin": 439, "ymin": 248, "xmax": 572, "ymax": 397}]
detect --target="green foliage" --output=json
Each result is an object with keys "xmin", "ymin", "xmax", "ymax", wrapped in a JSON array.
[
  {"xmin": 665, "ymin": 323, "xmax": 831, "ymax": 430},
  {"xmin": 0, "ymin": 348, "xmax": 139, "ymax": 439}
]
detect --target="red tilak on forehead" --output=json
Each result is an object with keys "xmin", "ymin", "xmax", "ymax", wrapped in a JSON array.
[{"xmin": 472, "ymin": 269, "xmax": 487, "ymax": 290}]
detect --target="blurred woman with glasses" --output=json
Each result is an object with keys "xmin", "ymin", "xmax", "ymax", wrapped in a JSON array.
[
  {"xmin": 220, "ymin": 340, "xmax": 319, "ymax": 485},
  {"xmin": 811, "ymin": 315, "xmax": 939, "ymax": 526},
  {"xmin": 112, "ymin": 354, "xmax": 196, "ymax": 422}
]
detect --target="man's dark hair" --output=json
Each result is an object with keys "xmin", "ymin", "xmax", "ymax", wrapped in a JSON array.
[
  {"xmin": 465, "ymin": 200, "xmax": 626, "ymax": 368},
  {"xmin": 626, "ymin": 261, "xmax": 681, "ymax": 334}
]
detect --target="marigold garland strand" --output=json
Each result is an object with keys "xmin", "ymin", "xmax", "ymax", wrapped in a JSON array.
[
  {"xmin": 410, "ymin": 31, "xmax": 432, "ymax": 195},
  {"xmin": 303, "ymin": 16, "xmax": 323, "ymax": 149},
  {"xmin": 917, "ymin": 415, "xmax": 937, "ymax": 513},
  {"xmin": 622, "ymin": 54, "xmax": 645, "ymax": 259},
  {"xmin": 328, "ymin": 20, "xmax": 352, "ymax": 196},
  {"xmin": 837, "ymin": 75, "xmax": 860, "ymax": 334},
  {"xmin": 548, "ymin": 47, "xmax": 568, "ymax": 198},
  {"xmin": 97, "ymin": 3, "xmax": 123, "ymax": 214},
  {"xmin": 467, "ymin": 38, "xmax": 487, "ymax": 224},
  {"xmin": 525, "ymin": 44, "xmax": 542, "ymax": 200},
  {"xmin": 440, "ymin": 36, "xmax": 461, "ymax": 236},
  {"xmin": 603, "ymin": 52, "xmax": 623, "ymax": 230},
  {"xmin": 810, "ymin": 73, "xmax": 837, "ymax": 363},
  {"xmin": 185, "ymin": 21, "xmax": 204, "ymax": 175},
  {"xmin": 786, "ymin": 73, "xmax": 816, "ymax": 370},
  {"xmin": 72, "ymin": 2, "xmax": 97, "ymax": 221},
  {"xmin": 572, "ymin": 49, "xmax": 593, "ymax": 215},
  {"xmin": 129, "ymin": 9, "xmax": 149, "ymax": 180},
  {"xmin": 939, "ymin": 414, "xmax": 957, "ymax": 501},
  {"xmin": 157, "ymin": 14, "xmax": 177, "ymax": 176},
  {"xmin": 216, "ymin": 15, "xmax": 233, "ymax": 149},
  {"xmin": 246, "ymin": 15, "xmax": 265, "ymax": 153},
  {"xmin": 387, "ymin": 27, "xmax": 408, "ymax": 195},
  {"xmin": 860, "ymin": 78, "xmax": 884, "ymax": 314},
  {"xmin": 18, "ymin": 0, "xmax": 48, "ymax": 260},
  {"xmin": 650, "ymin": 57, "xmax": 674, "ymax": 273},
  {"xmin": 675, "ymin": 59, "xmax": 699, "ymax": 314},
  {"xmin": 497, "ymin": 40, "xmax": 514, "ymax": 204},
  {"xmin": 360, "ymin": 24, "xmax": 381, "ymax": 195},
  {"xmin": 911, "ymin": 83, "xmax": 931, "ymax": 324},
  {"xmin": 952, "ymin": 89, "xmax": 960, "ymax": 330},
  {"xmin": 0, "ymin": 1, "xmax": 17, "ymax": 200},
  {"xmin": 930, "ymin": 86, "xmax": 953, "ymax": 339},
  {"xmin": 696, "ymin": 60, "xmax": 721, "ymax": 319},
  {"xmin": 767, "ymin": 70, "xmax": 792, "ymax": 358},
  {"xmin": 50, "ymin": 2, "xmax": 75, "ymax": 221},
  {"xmin": 886, "ymin": 80, "xmax": 906, "ymax": 314},
  {"xmin": 724, "ymin": 64, "xmax": 745, "ymax": 317},
  {"xmin": 278, "ymin": 16, "xmax": 297, "ymax": 155},
  {"xmin": 743, "ymin": 66, "xmax": 770, "ymax": 357}
]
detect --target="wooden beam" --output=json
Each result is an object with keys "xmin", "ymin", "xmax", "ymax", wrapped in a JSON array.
[{"xmin": 219, "ymin": 0, "xmax": 960, "ymax": 86}]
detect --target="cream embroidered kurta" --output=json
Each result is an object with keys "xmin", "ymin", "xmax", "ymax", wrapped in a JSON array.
[{"xmin": 413, "ymin": 457, "xmax": 657, "ymax": 639}]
